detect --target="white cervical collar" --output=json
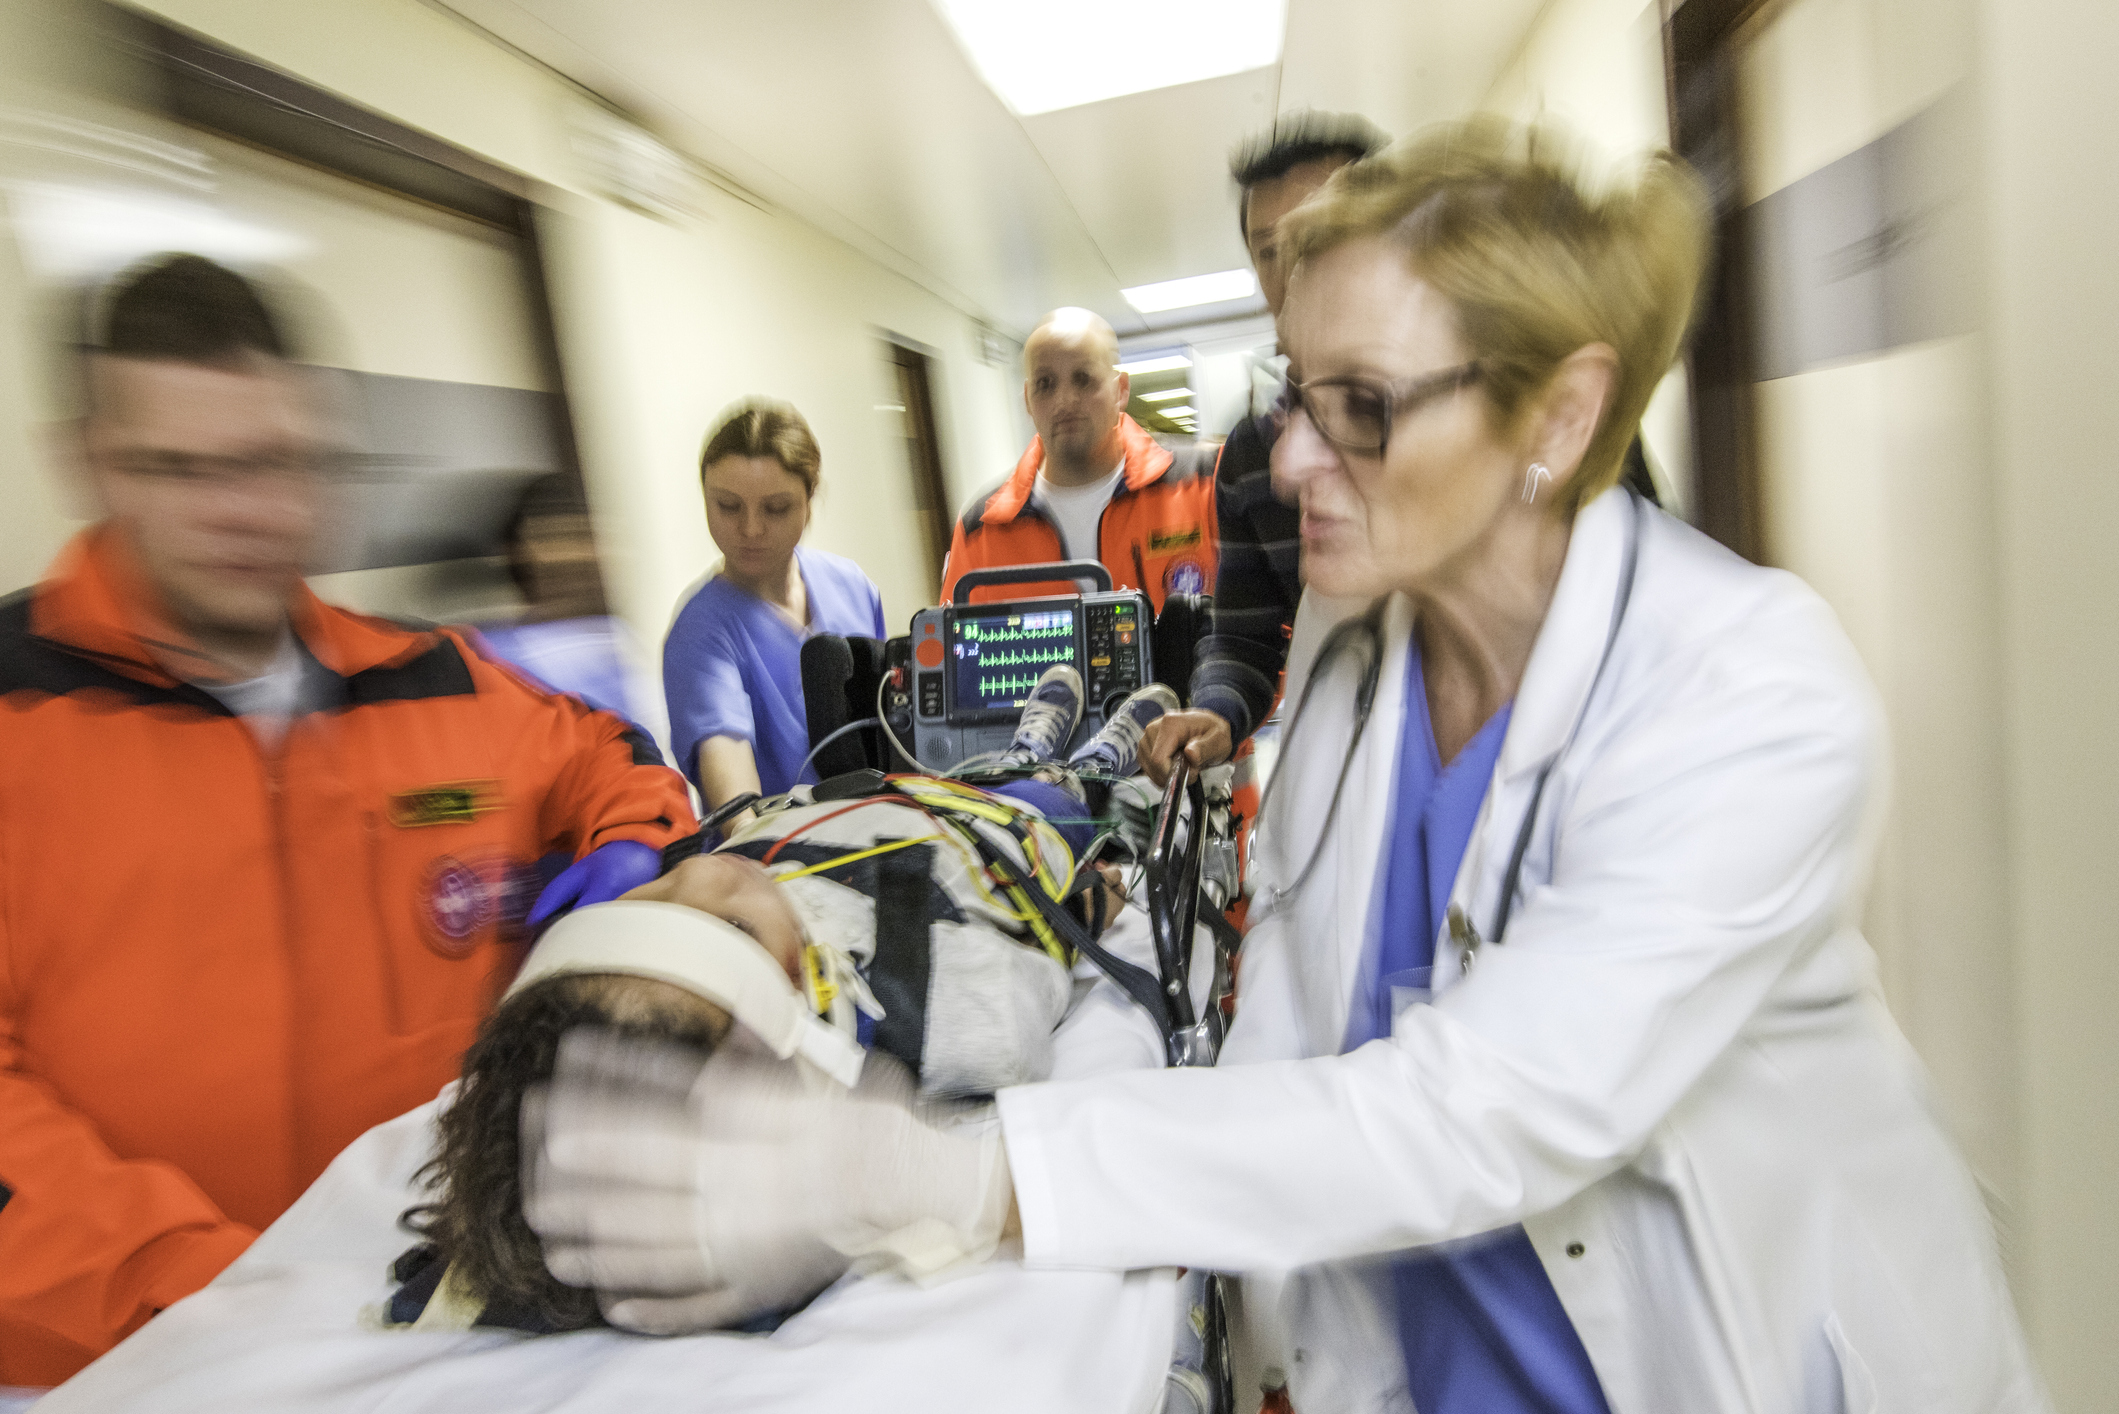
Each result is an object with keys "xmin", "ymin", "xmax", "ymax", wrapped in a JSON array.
[{"xmin": 505, "ymin": 900, "xmax": 867, "ymax": 1088}]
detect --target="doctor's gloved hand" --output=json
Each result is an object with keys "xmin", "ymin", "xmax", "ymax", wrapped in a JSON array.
[
  {"xmin": 521, "ymin": 1029, "xmax": 1011, "ymax": 1335},
  {"xmin": 526, "ymin": 840, "xmax": 662, "ymax": 928}
]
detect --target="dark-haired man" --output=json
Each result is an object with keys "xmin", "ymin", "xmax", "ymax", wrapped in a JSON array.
[
  {"xmin": 1142, "ymin": 112, "xmax": 1388, "ymax": 781},
  {"xmin": 0, "ymin": 254, "xmax": 694, "ymax": 1383}
]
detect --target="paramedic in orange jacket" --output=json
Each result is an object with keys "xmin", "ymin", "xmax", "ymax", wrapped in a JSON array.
[
  {"xmin": 0, "ymin": 255, "xmax": 696, "ymax": 1385},
  {"xmin": 940, "ymin": 307, "xmax": 1217, "ymax": 612}
]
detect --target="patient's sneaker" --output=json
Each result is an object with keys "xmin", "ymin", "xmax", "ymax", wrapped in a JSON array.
[
  {"xmin": 996, "ymin": 665, "xmax": 1084, "ymax": 767},
  {"xmin": 1068, "ymin": 682, "xmax": 1180, "ymax": 778}
]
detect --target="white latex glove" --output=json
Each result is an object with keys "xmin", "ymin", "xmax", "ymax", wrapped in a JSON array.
[{"xmin": 522, "ymin": 1027, "xmax": 1010, "ymax": 1335}]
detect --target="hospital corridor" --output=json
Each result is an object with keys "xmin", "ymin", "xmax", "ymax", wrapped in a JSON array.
[{"xmin": 0, "ymin": 0, "xmax": 2113, "ymax": 1410}]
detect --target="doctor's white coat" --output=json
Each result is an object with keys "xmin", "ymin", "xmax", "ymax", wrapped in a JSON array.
[{"xmin": 997, "ymin": 490, "xmax": 2048, "ymax": 1413}]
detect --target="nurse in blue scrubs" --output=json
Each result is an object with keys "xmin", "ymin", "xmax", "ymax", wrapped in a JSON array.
[{"xmin": 663, "ymin": 399, "xmax": 885, "ymax": 825}]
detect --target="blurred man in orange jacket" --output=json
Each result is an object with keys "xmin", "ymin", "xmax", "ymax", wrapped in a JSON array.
[
  {"xmin": 941, "ymin": 307, "xmax": 1216, "ymax": 612},
  {"xmin": 0, "ymin": 255, "xmax": 696, "ymax": 1384}
]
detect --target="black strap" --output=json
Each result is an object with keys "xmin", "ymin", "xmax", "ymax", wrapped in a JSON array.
[
  {"xmin": 868, "ymin": 843, "xmax": 936, "ymax": 1078},
  {"xmin": 983, "ymin": 837, "xmax": 1172, "ymax": 1035}
]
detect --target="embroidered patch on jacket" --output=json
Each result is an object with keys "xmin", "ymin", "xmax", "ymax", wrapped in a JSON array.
[
  {"xmin": 387, "ymin": 780, "xmax": 503, "ymax": 828},
  {"xmin": 1162, "ymin": 558, "xmax": 1208, "ymax": 596},
  {"xmin": 421, "ymin": 856, "xmax": 498, "ymax": 957},
  {"xmin": 1149, "ymin": 527, "xmax": 1203, "ymax": 553}
]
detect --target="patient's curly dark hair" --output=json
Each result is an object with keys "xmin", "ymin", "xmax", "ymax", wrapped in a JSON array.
[{"xmin": 408, "ymin": 974, "xmax": 727, "ymax": 1330}]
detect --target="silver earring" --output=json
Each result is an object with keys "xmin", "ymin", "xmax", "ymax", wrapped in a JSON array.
[{"xmin": 1521, "ymin": 462, "xmax": 1552, "ymax": 504}]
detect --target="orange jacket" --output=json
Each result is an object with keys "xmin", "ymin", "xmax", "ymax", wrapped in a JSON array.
[
  {"xmin": 940, "ymin": 415, "xmax": 1218, "ymax": 612},
  {"xmin": 0, "ymin": 529, "xmax": 695, "ymax": 1383}
]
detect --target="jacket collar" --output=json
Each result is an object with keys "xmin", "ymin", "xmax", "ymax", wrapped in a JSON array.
[
  {"xmin": 982, "ymin": 414, "xmax": 1174, "ymax": 524},
  {"xmin": 1494, "ymin": 487, "xmax": 1637, "ymax": 784},
  {"xmin": 32, "ymin": 525, "xmax": 437, "ymax": 688}
]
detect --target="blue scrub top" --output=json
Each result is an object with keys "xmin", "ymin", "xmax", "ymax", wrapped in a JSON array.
[
  {"xmin": 1346, "ymin": 637, "xmax": 1613, "ymax": 1414},
  {"xmin": 663, "ymin": 545, "xmax": 886, "ymax": 797}
]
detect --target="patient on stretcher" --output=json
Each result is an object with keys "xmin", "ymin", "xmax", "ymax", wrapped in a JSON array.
[{"xmin": 395, "ymin": 668, "xmax": 1175, "ymax": 1333}]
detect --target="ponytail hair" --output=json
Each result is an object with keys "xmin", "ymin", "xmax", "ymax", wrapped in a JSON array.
[{"xmin": 699, "ymin": 397, "xmax": 822, "ymax": 497}]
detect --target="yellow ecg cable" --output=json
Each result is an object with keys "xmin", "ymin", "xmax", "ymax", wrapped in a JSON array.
[
  {"xmin": 773, "ymin": 833, "xmax": 942, "ymax": 882},
  {"xmin": 776, "ymin": 776, "xmax": 1083, "ymax": 967}
]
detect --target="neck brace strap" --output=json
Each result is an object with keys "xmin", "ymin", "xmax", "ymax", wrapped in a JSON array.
[{"xmin": 505, "ymin": 901, "xmax": 867, "ymax": 1087}]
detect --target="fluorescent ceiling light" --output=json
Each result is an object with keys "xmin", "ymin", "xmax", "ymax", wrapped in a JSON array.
[
  {"xmin": 1159, "ymin": 405, "xmax": 1198, "ymax": 419},
  {"xmin": 1121, "ymin": 268, "xmax": 1259, "ymax": 314},
  {"xmin": 1140, "ymin": 387, "xmax": 1195, "ymax": 402},
  {"xmin": 931, "ymin": 0, "xmax": 1286, "ymax": 116},
  {"xmin": 1117, "ymin": 353, "xmax": 1191, "ymax": 376}
]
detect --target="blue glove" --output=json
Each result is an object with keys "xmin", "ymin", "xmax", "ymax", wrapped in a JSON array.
[{"xmin": 528, "ymin": 840, "xmax": 663, "ymax": 928}]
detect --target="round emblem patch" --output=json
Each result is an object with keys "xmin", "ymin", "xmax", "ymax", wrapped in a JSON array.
[
  {"xmin": 421, "ymin": 856, "xmax": 497, "ymax": 958},
  {"xmin": 1163, "ymin": 558, "xmax": 1207, "ymax": 597}
]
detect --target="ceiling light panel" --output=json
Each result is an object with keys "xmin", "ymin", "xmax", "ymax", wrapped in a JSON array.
[
  {"xmin": 931, "ymin": 0, "xmax": 1286, "ymax": 116},
  {"xmin": 1140, "ymin": 387, "xmax": 1196, "ymax": 402},
  {"xmin": 1117, "ymin": 353, "xmax": 1192, "ymax": 376},
  {"xmin": 1159, "ymin": 405, "xmax": 1199, "ymax": 419},
  {"xmin": 1121, "ymin": 268, "xmax": 1258, "ymax": 313}
]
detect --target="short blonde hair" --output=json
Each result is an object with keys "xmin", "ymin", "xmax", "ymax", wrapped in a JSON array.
[
  {"xmin": 699, "ymin": 397, "xmax": 821, "ymax": 496},
  {"xmin": 1280, "ymin": 116, "xmax": 1709, "ymax": 511}
]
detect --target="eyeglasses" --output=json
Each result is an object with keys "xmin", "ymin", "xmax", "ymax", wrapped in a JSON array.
[{"xmin": 1282, "ymin": 361, "xmax": 1482, "ymax": 453}]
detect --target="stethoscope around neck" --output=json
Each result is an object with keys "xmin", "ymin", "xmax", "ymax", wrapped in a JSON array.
[{"xmin": 1249, "ymin": 490, "xmax": 1648, "ymax": 951}]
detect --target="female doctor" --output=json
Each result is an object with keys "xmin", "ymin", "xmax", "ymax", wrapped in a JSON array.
[{"xmin": 526, "ymin": 121, "xmax": 2045, "ymax": 1414}]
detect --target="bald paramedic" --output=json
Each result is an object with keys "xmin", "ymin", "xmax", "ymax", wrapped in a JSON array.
[
  {"xmin": 0, "ymin": 254, "xmax": 696, "ymax": 1384},
  {"xmin": 940, "ymin": 308, "xmax": 1217, "ymax": 611}
]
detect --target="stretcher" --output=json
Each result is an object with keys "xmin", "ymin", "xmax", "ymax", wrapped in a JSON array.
[
  {"xmin": 35, "ymin": 905, "xmax": 1214, "ymax": 1414},
  {"xmin": 43, "ymin": 573, "xmax": 1248, "ymax": 1414}
]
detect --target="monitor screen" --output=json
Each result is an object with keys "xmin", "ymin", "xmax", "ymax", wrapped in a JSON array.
[{"xmin": 948, "ymin": 603, "xmax": 1079, "ymax": 719}]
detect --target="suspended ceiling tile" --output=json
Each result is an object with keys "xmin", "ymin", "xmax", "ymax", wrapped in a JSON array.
[{"xmin": 1019, "ymin": 66, "xmax": 1277, "ymax": 292}]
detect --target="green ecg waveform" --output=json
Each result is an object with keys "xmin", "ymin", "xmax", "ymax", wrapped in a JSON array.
[
  {"xmin": 959, "ymin": 620, "xmax": 1071, "ymax": 644},
  {"xmin": 974, "ymin": 647, "xmax": 1072, "ymax": 668},
  {"xmin": 978, "ymin": 672, "xmax": 1044, "ymax": 697}
]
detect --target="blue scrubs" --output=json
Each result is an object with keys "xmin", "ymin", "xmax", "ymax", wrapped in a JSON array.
[
  {"xmin": 1345, "ymin": 638, "xmax": 1612, "ymax": 1414},
  {"xmin": 663, "ymin": 545, "xmax": 886, "ymax": 797}
]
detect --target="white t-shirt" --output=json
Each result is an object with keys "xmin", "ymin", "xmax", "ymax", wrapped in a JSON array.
[
  {"xmin": 197, "ymin": 632, "xmax": 311, "ymax": 746},
  {"xmin": 1034, "ymin": 461, "xmax": 1123, "ymax": 563}
]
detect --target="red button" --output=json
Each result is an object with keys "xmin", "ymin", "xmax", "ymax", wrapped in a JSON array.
[{"xmin": 915, "ymin": 638, "xmax": 944, "ymax": 668}]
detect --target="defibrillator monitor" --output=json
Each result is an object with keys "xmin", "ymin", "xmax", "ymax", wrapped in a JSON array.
[{"xmin": 905, "ymin": 578, "xmax": 1152, "ymax": 772}]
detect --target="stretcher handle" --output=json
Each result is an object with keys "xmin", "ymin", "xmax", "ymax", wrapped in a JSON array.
[
  {"xmin": 1145, "ymin": 755, "xmax": 1208, "ymax": 1046},
  {"xmin": 950, "ymin": 560, "xmax": 1112, "ymax": 604}
]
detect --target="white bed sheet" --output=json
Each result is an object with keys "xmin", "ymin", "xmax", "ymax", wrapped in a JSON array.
[{"xmin": 39, "ymin": 909, "xmax": 1205, "ymax": 1414}]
